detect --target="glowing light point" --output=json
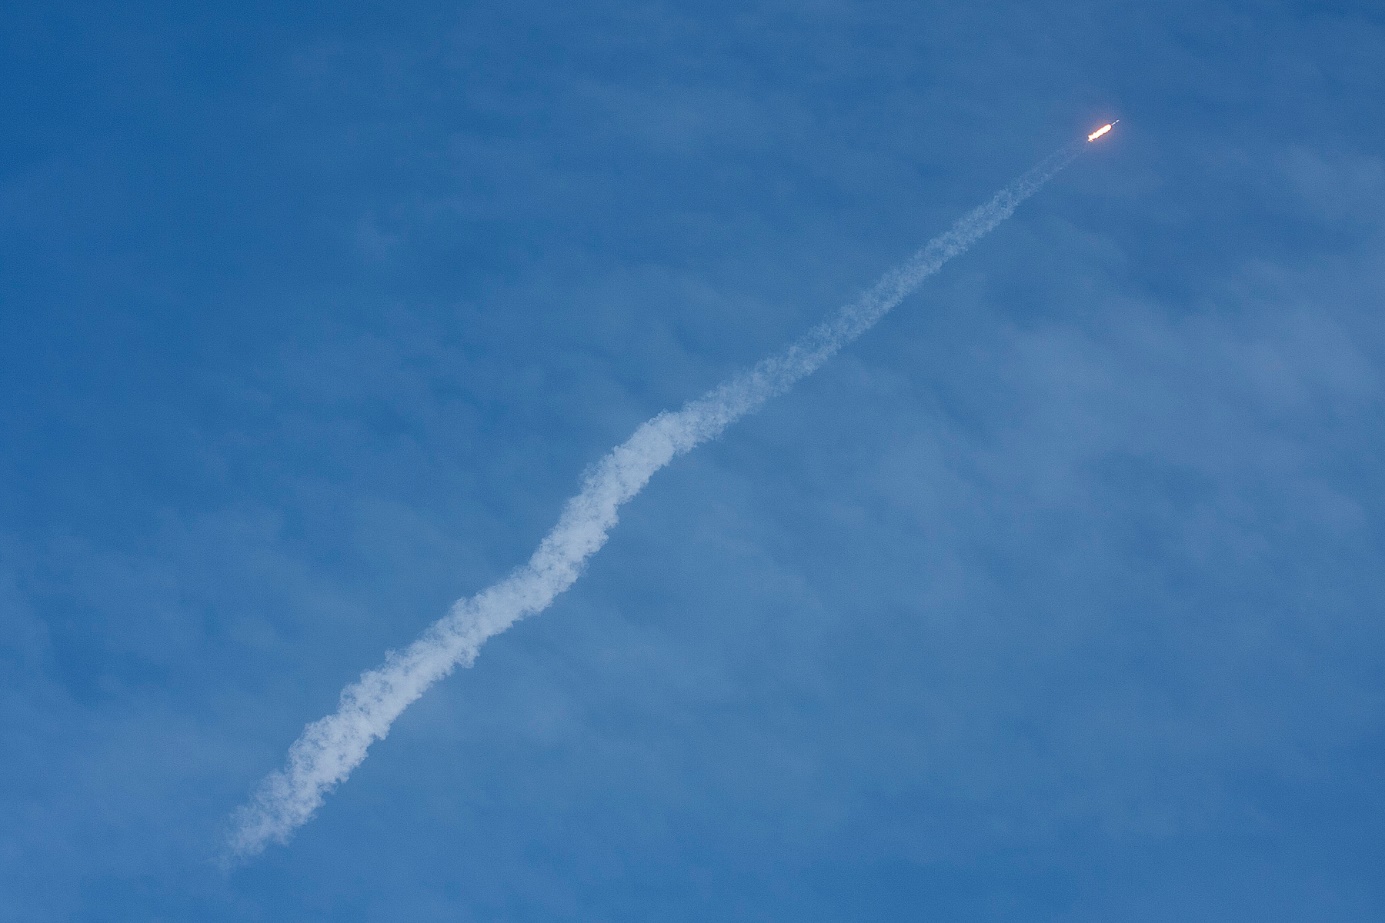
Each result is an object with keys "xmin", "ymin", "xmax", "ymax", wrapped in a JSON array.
[{"xmin": 1087, "ymin": 120, "xmax": 1119, "ymax": 142}]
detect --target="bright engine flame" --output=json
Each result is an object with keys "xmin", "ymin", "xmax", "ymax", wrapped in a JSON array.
[{"xmin": 1087, "ymin": 123, "xmax": 1114, "ymax": 142}]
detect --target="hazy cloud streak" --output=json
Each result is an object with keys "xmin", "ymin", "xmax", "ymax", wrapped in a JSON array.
[{"xmin": 228, "ymin": 140, "xmax": 1084, "ymax": 859}]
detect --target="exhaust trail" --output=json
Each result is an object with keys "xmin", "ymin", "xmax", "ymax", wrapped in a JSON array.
[{"xmin": 228, "ymin": 137, "xmax": 1087, "ymax": 859}]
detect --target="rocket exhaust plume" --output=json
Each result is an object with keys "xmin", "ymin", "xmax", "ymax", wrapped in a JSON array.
[
  {"xmin": 226, "ymin": 133, "xmax": 1090, "ymax": 860},
  {"xmin": 1087, "ymin": 120, "xmax": 1118, "ymax": 142}
]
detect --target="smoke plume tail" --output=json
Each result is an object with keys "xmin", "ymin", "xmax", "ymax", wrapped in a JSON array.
[{"xmin": 227, "ymin": 139, "xmax": 1084, "ymax": 859}]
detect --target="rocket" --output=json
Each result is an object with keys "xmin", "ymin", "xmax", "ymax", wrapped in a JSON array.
[{"xmin": 1087, "ymin": 120, "xmax": 1120, "ymax": 142}]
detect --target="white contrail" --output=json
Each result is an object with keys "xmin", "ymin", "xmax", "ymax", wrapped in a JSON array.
[{"xmin": 228, "ymin": 138, "xmax": 1086, "ymax": 859}]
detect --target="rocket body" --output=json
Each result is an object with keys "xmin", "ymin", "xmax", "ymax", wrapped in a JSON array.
[{"xmin": 1087, "ymin": 119, "xmax": 1120, "ymax": 142}]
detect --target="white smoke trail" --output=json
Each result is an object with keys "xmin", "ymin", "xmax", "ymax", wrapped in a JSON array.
[{"xmin": 228, "ymin": 140, "xmax": 1085, "ymax": 859}]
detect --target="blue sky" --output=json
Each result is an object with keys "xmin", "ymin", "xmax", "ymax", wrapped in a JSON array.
[{"xmin": 3, "ymin": 1, "xmax": 1385, "ymax": 919}]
